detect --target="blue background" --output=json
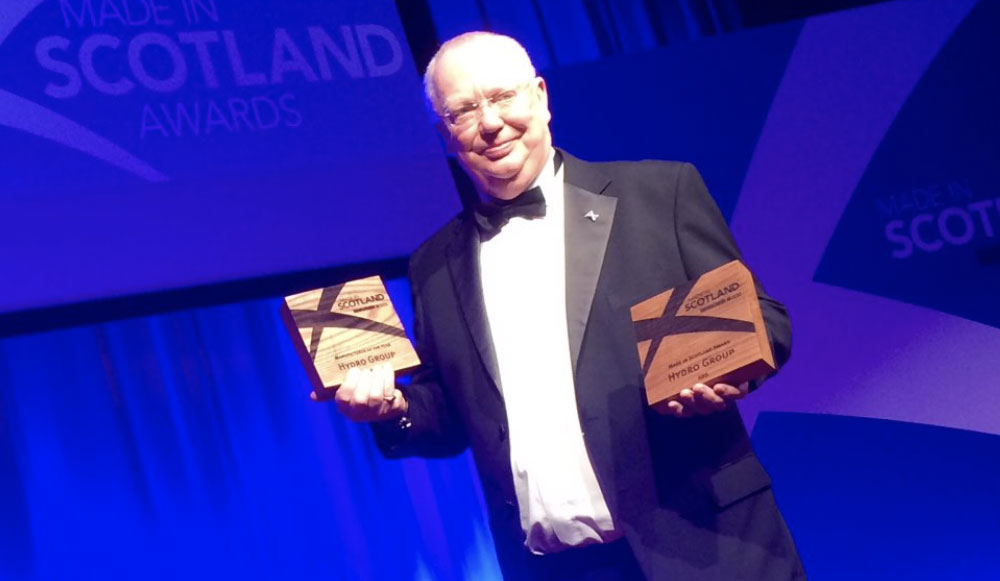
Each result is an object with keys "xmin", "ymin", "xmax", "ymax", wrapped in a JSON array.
[
  {"xmin": 1, "ymin": 0, "xmax": 998, "ymax": 579},
  {"xmin": 0, "ymin": 0, "xmax": 458, "ymax": 316}
]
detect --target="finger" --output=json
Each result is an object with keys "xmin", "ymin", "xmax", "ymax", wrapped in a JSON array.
[
  {"xmin": 337, "ymin": 368, "xmax": 360, "ymax": 403},
  {"xmin": 738, "ymin": 381, "xmax": 750, "ymax": 396},
  {"xmin": 344, "ymin": 366, "xmax": 361, "ymax": 387},
  {"xmin": 334, "ymin": 384, "xmax": 352, "ymax": 407},
  {"xmin": 388, "ymin": 388, "xmax": 407, "ymax": 415},
  {"xmin": 378, "ymin": 363, "xmax": 396, "ymax": 414},
  {"xmin": 335, "ymin": 370, "xmax": 360, "ymax": 417},
  {"xmin": 370, "ymin": 364, "xmax": 392, "ymax": 415},
  {"xmin": 712, "ymin": 383, "xmax": 742, "ymax": 400},
  {"xmin": 692, "ymin": 383, "xmax": 726, "ymax": 414},
  {"xmin": 694, "ymin": 383, "xmax": 725, "ymax": 405},
  {"xmin": 380, "ymin": 363, "xmax": 395, "ymax": 397},
  {"xmin": 334, "ymin": 384, "xmax": 350, "ymax": 406},
  {"xmin": 365, "ymin": 366, "xmax": 384, "ymax": 401},
  {"xmin": 359, "ymin": 369, "xmax": 383, "ymax": 413},
  {"xmin": 352, "ymin": 367, "xmax": 371, "ymax": 406},
  {"xmin": 676, "ymin": 391, "xmax": 697, "ymax": 417},
  {"xmin": 666, "ymin": 400, "xmax": 688, "ymax": 418},
  {"xmin": 310, "ymin": 391, "xmax": 318, "ymax": 401},
  {"xmin": 382, "ymin": 362, "xmax": 396, "ymax": 392}
]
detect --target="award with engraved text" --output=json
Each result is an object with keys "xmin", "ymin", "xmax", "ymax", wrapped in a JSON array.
[
  {"xmin": 630, "ymin": 260, "xmax": 774, "ymax": 413},
  {"xmin": 282, "ymin": 276, "xmax": 420, "ymax": 395}
]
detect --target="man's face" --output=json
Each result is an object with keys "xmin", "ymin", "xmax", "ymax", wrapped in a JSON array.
[{"xmin": 433, "ymin": 43, "xmax": 552, "ymax": 200}]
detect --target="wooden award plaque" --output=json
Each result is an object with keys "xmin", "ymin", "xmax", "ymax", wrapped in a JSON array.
[
  {"xmin": 281, "ymin": 275, "xmax": 420, "ymax": 394},
  {"xmin": 630, "ymin": 260, "xmax": 774, "ymax": 413}
]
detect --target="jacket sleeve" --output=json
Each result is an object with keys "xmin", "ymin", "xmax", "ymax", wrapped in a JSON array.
[
  {"xmin": 370, "ymin": 261, "xmax": 469, "ymax": 458},
  {"xmin": 672, "ymin": 162, "xmax": 792, "ymax": 387}
]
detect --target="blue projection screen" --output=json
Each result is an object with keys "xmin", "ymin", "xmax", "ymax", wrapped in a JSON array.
[{"xmin": 0, "ymin": 0, "xmax": 459, "ymax": 319}]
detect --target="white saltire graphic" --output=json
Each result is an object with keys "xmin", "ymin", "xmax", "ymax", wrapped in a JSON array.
[{"xmin": 0, "ymin": 0, "xmax": 168, "ymax": 182}]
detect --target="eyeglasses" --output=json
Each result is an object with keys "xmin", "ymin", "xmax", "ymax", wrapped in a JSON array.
[{"xmin": 442, "ymin": 81, "xmax": 534, "ymax": 128}]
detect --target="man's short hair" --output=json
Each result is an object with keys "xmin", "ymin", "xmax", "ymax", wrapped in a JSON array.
[{"xmin": 423, "ymin": 32, "xmax": 537, "ymax": 116}]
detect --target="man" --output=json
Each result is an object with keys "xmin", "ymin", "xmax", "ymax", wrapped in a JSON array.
[{"xmin": 318, "ymin": 32, "xmax": 804, "ymax": 580}]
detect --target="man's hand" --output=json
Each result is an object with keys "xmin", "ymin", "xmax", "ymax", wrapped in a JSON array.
[
  {"xmin": 310, "ymin": 363, "xmax": 408, "ymax": 422},
  {"xmin": 664, "ymin": 381, "xmax": 749, "ymax": 418}
]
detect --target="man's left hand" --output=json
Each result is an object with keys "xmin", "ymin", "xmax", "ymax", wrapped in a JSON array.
[{"xmin": 665, "ymin": 382, "xmax": 749, "ymax": 417}]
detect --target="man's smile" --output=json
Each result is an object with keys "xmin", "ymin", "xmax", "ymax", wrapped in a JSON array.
[{"xmin": 482, "ymin": 140, "xmax": 515, "ymax": 160}]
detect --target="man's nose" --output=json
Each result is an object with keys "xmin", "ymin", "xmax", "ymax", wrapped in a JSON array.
[{"xmin": 478, "ymin": 104, "xmax": 504, "ymax": 132}]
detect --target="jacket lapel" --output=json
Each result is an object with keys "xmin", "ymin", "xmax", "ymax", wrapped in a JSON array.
[
  {"xmin": 445, "ymin": 217, "xmax": 503, "ymax": 394},
  {"xmin": 561, "ymin": 151, "xmax": 617, "ymax": 372},
  {"xmin": 443, "ymin": 150, "xmax": 615, "ymax": 393}
]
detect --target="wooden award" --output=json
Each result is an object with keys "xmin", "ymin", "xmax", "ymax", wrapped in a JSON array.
[
  {"xmin": 281, "ymin": 276, "xmax": 420, "ymax": 394},
  {"xmin": 630, "ymin": 260, "xmax": 774, "ymax": 413}
]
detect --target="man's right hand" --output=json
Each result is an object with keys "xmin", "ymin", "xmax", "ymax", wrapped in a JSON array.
[{"xmin": 310, "ymin": 363, "xmax": 408, "ymax": 422}]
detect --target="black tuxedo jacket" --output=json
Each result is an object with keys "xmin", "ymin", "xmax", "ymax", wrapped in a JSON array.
[{"xmin": 375, "ymin": 150, "xmax": 804, "ymax": 580}]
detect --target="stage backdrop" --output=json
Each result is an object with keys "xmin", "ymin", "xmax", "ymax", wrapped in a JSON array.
[
  {"xmin": 546, "ymin": 0, "xmax": 1000, "ymax": 438},
  {"xmin": 2, "ymin": 0, "xmax": 999, "ymax": 579},
  {"xmin": 0, "ymin": 0, "xmax": 458, "ymax": 320}
]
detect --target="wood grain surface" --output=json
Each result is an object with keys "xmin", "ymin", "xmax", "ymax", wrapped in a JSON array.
[
  {"xmin": 282, "ymin": 276, "xmax": 420, "ymax": 391},
  {"xmin": 630, "ymin": 260, "xmax": 775, "ymax": 412}
]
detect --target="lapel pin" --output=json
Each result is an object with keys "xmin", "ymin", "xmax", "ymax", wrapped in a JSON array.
[{"xmin": 584, "ymin": 210, "xmax": 599, "ymax": 222}]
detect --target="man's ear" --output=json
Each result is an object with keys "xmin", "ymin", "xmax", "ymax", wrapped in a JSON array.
[{"xmin": 535, "ymin": 76, "xmax": 552, "ymax": 123}]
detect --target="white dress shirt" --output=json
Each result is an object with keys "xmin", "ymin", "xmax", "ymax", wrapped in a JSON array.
[{"xmin": 479, "ymin": 150, "xmax": 621, "ymax": 554}]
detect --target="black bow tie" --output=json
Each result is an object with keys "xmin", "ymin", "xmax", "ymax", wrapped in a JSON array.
[
  {"xmin": 473, "ymin": 186, "xmax": 546, "ymax": 238},
  {"xmin": 472, "ymin": 152, "xmax": 562, "ymax": 238}
]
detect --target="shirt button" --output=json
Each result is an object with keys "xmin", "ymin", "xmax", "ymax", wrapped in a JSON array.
[{"xmin": 498, "ymin": 424, "xmax": 507, "ymax": 441}]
